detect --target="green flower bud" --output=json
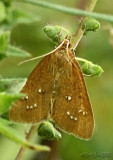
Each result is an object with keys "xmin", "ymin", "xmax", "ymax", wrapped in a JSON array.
[
  {"xmin": 82, "ymin": 17, "xmax": 100, "ymax": 35},
  {"xmin": 37, "ymin": 121, "xmax": 62, "ymax": 140},
  {"xmin": 82, "ymin": 61, "xmax": 104, "ymax": 77},
  {"xmin": 44, "ymin": 25, "xmax": 70, "ymax": 44},
  {"xmin": 44, "ymin": 25, "xmax": 61, "ymax": 43}
]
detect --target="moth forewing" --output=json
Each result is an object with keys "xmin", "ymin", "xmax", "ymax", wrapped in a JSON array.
[
  {"xmin": 10, "ymin": 55, "xmax": 54, "ymax": 123},
  {"xmin": 51, "ymin": 49, "xmax": 94, "ymax": 139}
]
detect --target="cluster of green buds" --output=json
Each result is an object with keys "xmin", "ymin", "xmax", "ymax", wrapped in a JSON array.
[{"xmin": 43, "ymin": 24, "xmax": 103, "ymax": 77}]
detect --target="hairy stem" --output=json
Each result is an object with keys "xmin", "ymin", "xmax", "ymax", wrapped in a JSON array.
[
  {"xmin": 72, "ymin": 0, "xmax": 98, "ymax": 50},
  {"xmin": 15, "ymin": 124, "xmax": 40, "ymax": 160},
  {"xmin": 19, "ymin": 0, "xmax": 113, "ymax": 23}
]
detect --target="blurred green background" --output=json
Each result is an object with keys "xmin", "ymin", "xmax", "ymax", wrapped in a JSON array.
[{"xmin": 0, "ymin": 0, "xmax": 113, "ymax": 159}]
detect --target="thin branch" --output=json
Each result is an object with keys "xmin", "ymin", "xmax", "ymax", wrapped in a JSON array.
[
  {"xmin": 19, "ymin": 0, "xmax": 113, "ymax": 23},
  {"xmin": 72, "ymin": 0, "xmax": 98, "ymax": 50},
  {"xmin": 15, "ymin": 124, "xmax": 48, "ymax": 160}
]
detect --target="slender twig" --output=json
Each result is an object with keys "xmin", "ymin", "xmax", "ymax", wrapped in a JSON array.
[
  {"xmin": 18, "ymin": 0, "xmax": 113, "ymax": 23},
  {"xmin": 15, "ymin": 124, "xmax": 40, "ymax": 160},
  {"xmin": 72, "ymin": 0, "xmax": 98, "ymax": 50}
]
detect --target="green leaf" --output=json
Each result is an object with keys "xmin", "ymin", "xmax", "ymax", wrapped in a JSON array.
[
  {"xmin": 0, "ymin": 31, "xmax": 10, "ymax": 53},
  {"xmin": 0, "ymin": 117, "xmax": 12, "ymax": 125},
  {"xmin": 11, "ymin": 8, "xmax": 39, "ymax": 25},
  {"xmin": 1, "ymin": 111, "xmax": 10, "ymax": 121},
  {"xmin": 3, "ymin": 0, "xmax": 12, "ymax": 7},
  {"xmin": 0, "ymin": 31, "xmax": 31, "ymax": 60},
  {"xmin": 37, "ymin": 121, "xmax": 62, "ymax": 140},
  {"xmin": 0, "ymin": 1, "xmax": 6, "ymax": 23},
  {"xmin": 0, "ymin": 92, "xmax": 24, "ymax": 114},
  {"xmin": 0, "ymin": 122, "xmax": 50, "ymax": 151},
  {"xmin": 0, "ymin": 78, "xmax": 27, "ymax": 93},
  {"xmin": 0, "ymin": 78, "xmax": 26, "ymax": 114},
  {"xmin": 6, "ymin": 45, "xmax": 31, "ymax": 58},
  {"xmin": 0, "ymin": 53, "xmax": 6, "ymax": 60}
]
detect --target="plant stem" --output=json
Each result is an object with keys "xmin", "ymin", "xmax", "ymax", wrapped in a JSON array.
[
  {"xmin": 19, "ymin": 0, "xmax": 113, "ymax": 24},
  {"xmin": 72, "ymin": 0, "xmax": 98, "ymax": 50},
  {"xmin": 15, "ymin": 124, "xmax": 40, "ymax": 160}
]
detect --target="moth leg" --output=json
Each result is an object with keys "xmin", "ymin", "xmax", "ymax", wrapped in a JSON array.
[
  {"xmin": 83, "ymin": 74, "xmax": 94, "ymax": 77},
  {"xmin": 24, "ymin": 124, "xmax": 28, "ymax": 136},
  {"xmin": 56, "ymin": 30, "xmax": 62, "ymax": 44}
]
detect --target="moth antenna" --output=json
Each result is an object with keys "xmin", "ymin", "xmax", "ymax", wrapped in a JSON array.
[
  {"xmin": 66, "ymin": 39, "xmax": 70, "ymax": 58},
  {"xmin": 65, "ymin": 39, "xmax": 81, "ymax": 72},
  {"xmin": 18, "ymin": 40, "xmax": 66, "ymax": 65}
]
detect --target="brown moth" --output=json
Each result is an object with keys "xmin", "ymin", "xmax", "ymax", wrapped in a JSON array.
[{"xmin": 10, "ymin": 39, "xmax": 94, "ymax": 139}]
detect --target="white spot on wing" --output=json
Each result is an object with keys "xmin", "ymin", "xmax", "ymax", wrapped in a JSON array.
[
  {"xmin": 70, "ymin": 116, "xmax": 73, "ymax": 119},
  {"xmin": 25, "ymin": 96, "xmax": 29, "ymax": 99},
  {"xmin": 30, "ymin": 106, "xmax": 33, "ymax": 109},
  {"xmin": 65, "ymin": 96, "xmax": 72, "ymax": 101},
  {"xmin": 34, "ymin": 103, "xmax": 37, "ymax": 107},
  {"xmin": 67, "ymin": 111, "xmax": 70, "ymax": 115},
  {"xmin": 38, "ymin": 88, "xmax": 45, "ymax": 94},
  {"xmin": 74, "ymin": 117, "xmax": 77, "ymax": 121},
  {"xmin": 26, "ymin": 105, "xmax": 29, "ymax": 110},
  {"xmin": 83, "ymin": 111, "xmax": 86, "ymax": 115},
  {"xmin": 79, "ymin": 109, "xmax": 82, "ymax": 113}
]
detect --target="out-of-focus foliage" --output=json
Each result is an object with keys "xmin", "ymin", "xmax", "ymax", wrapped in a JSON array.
[
  {"xmin": 0, "ymin": 78, "xmax": 26, "ymax": 114},
  {"xmin": 0, "ymin": 31, "xmax": 31, "ymax": 60},
  {"xmin": 0, "ymin": 1, "xmax": 6, "ymax": 23},
  {"xmin": 0, "ymin": 1, "xmax": 39, "ymax": 30},
  {"xmin": 0, "ymin": 120, "xmax": 50, "ymax": 152},
  {"xmin": 0, "ymin": 92, "xmax": 23, "ymax": 114},
  {"xmin": 0, "ymin": 78, "xmax": 27, "ymax": 93}
]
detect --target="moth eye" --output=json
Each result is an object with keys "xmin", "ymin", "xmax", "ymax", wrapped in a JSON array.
[{"xmin": 65, "ymin": 96, "xmax": 72, "ymax": 101}]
